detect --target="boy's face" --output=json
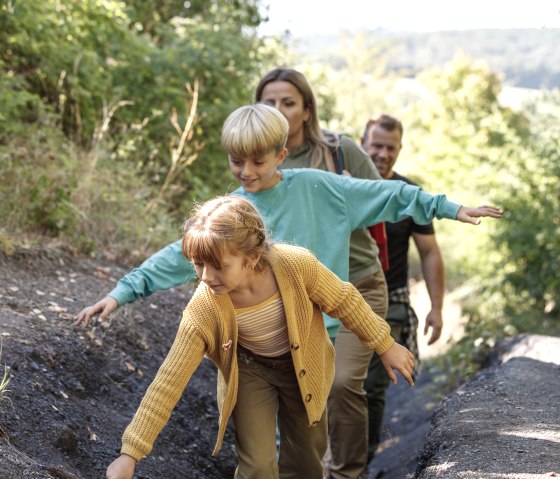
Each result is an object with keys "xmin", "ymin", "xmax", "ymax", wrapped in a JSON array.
[{"xmin": 228, "ymin": 149, "xmax": 287, "ymax": 192}]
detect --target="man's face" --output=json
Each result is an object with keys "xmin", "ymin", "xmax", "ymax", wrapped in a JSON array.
[{"xmin": 363, "ymin": 125, "xmax": 402, "ymax": 179}]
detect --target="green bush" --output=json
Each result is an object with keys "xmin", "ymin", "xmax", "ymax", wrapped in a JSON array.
[{"xmin": 0, "ymin": 0, "xmax": 282, "ymax": 259}]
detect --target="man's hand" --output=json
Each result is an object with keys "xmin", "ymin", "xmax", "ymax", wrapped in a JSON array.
[
  {"xmin": 456, "ymin": 205, "xmax": 503, "ymax": 225},
  {"xmin": 424, "ymin": 308, "xmax": 443, "ymax": 345},
  {"xmin": 379, "ymin": 342, "xmax": 415, "ymax": 386},
  {"xmin": 73, "ymin": 296, "xmax": 118, "ymax": 327}
]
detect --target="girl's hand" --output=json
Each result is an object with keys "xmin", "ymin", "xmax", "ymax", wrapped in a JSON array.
[
  {"xmin": 456, "ymin": 205, "xmax": 503, "ymax": 225},
  {"xmin": 379, "ymin": 342, "xmax": 415, "ymax": 386},
  {"xmin": 106, "ymin": 454, "xmax": 136, "ymax": 479}
]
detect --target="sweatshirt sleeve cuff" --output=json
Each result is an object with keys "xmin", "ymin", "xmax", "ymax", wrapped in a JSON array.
[
  {"xmin": 108, "ymin": 284, "xmax": 134, "ymax": 306},
  {"xmin": 437, "ymin": 199, "xmax": 462, "ymax": 220}
]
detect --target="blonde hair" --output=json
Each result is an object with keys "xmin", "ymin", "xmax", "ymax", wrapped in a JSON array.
[
  {"xmin": 182, "ymin": 195, "xmax": 270, "ymax": 272},
  {"xmin": 255, "ymin": 67, "xmax": 331, "ymax": 168},
  {"xmin": 221, "ymin": 103, "xmax": 288, "ymax": 159}
]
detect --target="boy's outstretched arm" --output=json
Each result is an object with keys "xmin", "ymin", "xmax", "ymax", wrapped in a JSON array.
[
  {"xmin": 456, "ymin": 205, "xmax": 503, "ymax": 225},
  {"xmin": 73, "ymin": 240, "xmax": 197, "ymax": 327},
  {"xmin": 379, "ymin": 342, "xmax": 416, "ymax": 386}
]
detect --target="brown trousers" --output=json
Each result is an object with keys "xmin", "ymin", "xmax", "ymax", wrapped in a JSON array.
[
  {"xmin": 327, "ymin": 271, "xmax": 388, "ymax": 479},
  {"xmin": 233, "ymin": 346, "xmax": 328, "ymax": 479}
]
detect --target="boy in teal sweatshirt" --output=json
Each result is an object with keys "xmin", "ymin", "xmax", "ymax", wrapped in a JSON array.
[{"xmin": 75, "ymin": 103, "xmax": 501, "ymax": 337}]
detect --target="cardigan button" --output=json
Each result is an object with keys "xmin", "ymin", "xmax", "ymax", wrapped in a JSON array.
[
  {"xmin": 299, "ymin": 369, "xmax": 306, "ymax": 378},
  {"xmin": 305, "ymin": 394, "xmax": 312, "ymax": 402},
  {"xmin": 291, "ymin": 343, "xmax": 300, "ymax": 350}
]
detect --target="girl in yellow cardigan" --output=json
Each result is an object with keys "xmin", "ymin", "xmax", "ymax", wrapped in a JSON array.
[{"xmin": 106, "ymin": 195, "xmax": 414, "ymax": 479}]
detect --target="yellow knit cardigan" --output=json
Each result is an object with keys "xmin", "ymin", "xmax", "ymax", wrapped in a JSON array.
[{"xmin": 120, "ymin": 244, "xmax": 394, "ymax": 460}]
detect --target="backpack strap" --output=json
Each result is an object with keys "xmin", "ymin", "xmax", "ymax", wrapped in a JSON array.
[
  {"xmin": 331, "ymin": 143, "xmax": 344, "ymax": 175},
  {"xmin": 322, "ymin": 129, "xmax": 344, "ymax": 175}
]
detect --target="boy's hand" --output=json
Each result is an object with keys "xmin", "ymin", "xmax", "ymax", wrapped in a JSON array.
[
  {"xmin": 456, "ymin": 205, "xmax": 503, "ymax": 225},
  {"xmin": 106, "ymin": 454, "xmax": 136, "ymax": 479},
  {"xmin": 73, "ymin": 296, "xmax": 118, "ymax": 327},
  {"xmin": 379, "ymin": 342, "xmax": 415, "ymax": 386}
]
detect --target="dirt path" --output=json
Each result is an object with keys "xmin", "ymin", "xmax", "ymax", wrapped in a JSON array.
[
  {"xmin": 0, "ymin": 247, "xmax": 237, "ymax": 478},
  {"xmin": 6, "ymin": 246, "xmax": 540, "ymax": 479},
  {"xmin": 367, "ymin": 280, "xmax": 465, "ymax": 478},
  {"xmin": 0, "ymin": 247, "xmax": 457, "ymax": 479}
]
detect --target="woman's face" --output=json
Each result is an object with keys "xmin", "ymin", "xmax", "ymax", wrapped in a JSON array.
[{"xmin": 259, "ymin": 80, "xmax": 310, "ymax": 147}]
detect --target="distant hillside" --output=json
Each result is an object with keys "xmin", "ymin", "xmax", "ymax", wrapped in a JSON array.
[{"xmin": 291, "ymin": 28, "xmax": 560, "ymax": 90}]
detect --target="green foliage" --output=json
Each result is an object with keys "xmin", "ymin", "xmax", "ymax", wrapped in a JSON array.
[
  {"xmin": 0, "ymin": 0, "xmax": 284, "ymax": 258},
  {"xmin": 1, "ymin": 0, "xmax": 132, "ymax": 142},
  {"xmin": 1, "ymin": 0, "xmax": 277, "ymax": 208},
  {"xmin": 125, "ymin": 0, "xmax": 263, "ymax": 38},
  {"xmin": 395, "ymin": 55, "xmax": 529, "ymax": 280},
  {"xmin": 485, "ymin": 90, "xmax": 560, "ymax": 327},
  {"xmin": 0, "ymin": 123, "xmax": 180, "ymax": 259},
  {"xmin": 294, "ymin": 32, "xmax": 401, "ymax": 138},
  {"xmin": 0, "ymin": 62, "xmax": 53, "ymax": 138}
]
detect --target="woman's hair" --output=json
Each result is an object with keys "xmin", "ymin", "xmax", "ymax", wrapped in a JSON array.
[
  {"xmin": 255, "ymin": 68, "xmax": 330, "ymax": 168},
  {"xmin": 221, "ymin": 103, "xmax": 288, "ymax": 159},
  {"xmin": 361, "ymin": 114, "xmax": 404, "ymax": 146},
  {"xmin": 182, "ymin": 195, "xmax": 270, "ymax": 272}
]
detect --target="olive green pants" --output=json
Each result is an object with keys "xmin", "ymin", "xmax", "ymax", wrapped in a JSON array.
[{"xmin": 233, "ymin": 347, "xmax": 327, "ymax": 479}]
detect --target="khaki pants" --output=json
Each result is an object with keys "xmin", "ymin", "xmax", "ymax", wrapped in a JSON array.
[
  {"xmin": 327, "ymin": 271, "xmax": 388, "ymax": 479},
  {"xmin": 233, "ymin": 347, "xmax": 327, "ymax": 479}
]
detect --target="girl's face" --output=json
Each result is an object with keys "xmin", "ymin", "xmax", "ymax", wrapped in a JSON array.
[
  {"xmin": 259, "ymin": 81, "xmax": 310, "ymax": 147},
  {"xmin": 229, "ymin": 149, "xmax": 287, "ymax": 193},
  {"xmin": 192, "ymin": 250, "xmax": 256, "ymax": 296}
]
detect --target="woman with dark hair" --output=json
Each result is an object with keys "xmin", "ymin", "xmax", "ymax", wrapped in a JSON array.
[{"xmin": 255, "ymin": 68, "xmax": 387, "ymax": 479}]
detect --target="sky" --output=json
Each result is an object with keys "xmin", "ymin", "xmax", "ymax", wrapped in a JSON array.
[{"xmin": 258, "ymin": 0, "xmax": 560, "ymax": 37}]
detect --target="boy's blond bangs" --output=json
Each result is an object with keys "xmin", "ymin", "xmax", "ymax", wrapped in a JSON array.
[{"xmin": 221, "ymin": 104, "xmax": 288, "ymax": 159}]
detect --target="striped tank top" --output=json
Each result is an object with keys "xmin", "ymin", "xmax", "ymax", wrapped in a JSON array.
[{"xmin": 234, "ymin": 291, "xmax": 290, "ymax": 357}]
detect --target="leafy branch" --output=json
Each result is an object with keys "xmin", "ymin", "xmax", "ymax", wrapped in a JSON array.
[{"xmin": 147, "ymin": 77, "xmax": 205, "ymax": 211}]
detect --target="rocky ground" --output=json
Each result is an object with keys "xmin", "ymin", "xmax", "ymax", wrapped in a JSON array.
[
  {"xmin": 1, "ymin": 245, "xmax": 558, "ymax": 479},
  {"xmin": 416, "ymin": 335, "xmax": 560, "ymax": 479},
  {"xmin": 0, "ymin": 246, "xmax": 237, "ymax": 479}
]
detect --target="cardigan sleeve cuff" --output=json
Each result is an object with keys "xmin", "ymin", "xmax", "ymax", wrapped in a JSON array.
[
  {"xmin": 120, "ymin": 443, "xmax": 146, "ymax": 462},
  {"xmin": 373, "ymin": 334, "xmax": 395, "ymax": 356}
]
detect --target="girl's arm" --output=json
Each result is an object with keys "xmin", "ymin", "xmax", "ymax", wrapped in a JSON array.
[
  {"xmin": 118, "ymin": 315, "xmax": 207, "ymax": 461},
  {"xmin": 106, "ymin": 454, "xmax": 136, "ymax": 479},
  {"xmin": 304, "ymin": 248, "xmax": 415, "ymax": 384}
]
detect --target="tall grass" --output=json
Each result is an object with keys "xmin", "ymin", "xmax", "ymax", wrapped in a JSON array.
[
  {"xmin": 0, "ymin": 341, "xmax": 11, "ymax": 411},
  {"xmin": 0, "ymin": 121, "xmax": 183, "ymax": 263}
]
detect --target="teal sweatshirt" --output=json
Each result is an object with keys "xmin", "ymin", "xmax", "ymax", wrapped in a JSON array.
[{"xmin": 109, "ymin": 168, "xmax": 460, "ymax": 337}]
